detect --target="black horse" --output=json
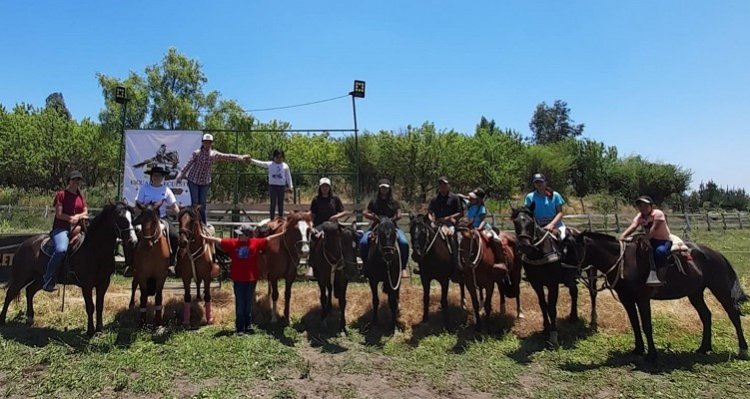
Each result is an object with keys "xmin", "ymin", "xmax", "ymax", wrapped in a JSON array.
[
  {"xmin": 363, "ymin": 217, "xmax": 403, "ymax": 331},
  {"xmin": 410, "ymin": 214, "xmax": 457, "ymax": 327},
  {"xmin": 0, "ymin": 202, "xmax": 138, "ymax": 336},
  {"xmin": 573, "ymin": 231, "xmax": 748, "ymax": 362},
  {"xmin": 512, "ymin": 205, "xmax": 592, "ymax": 346},
  {"xmin": 309, "ymin": 221, "xmax": 359, "ymax": 335}
]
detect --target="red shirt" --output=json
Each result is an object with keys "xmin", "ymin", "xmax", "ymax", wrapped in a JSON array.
[
  {"xmin": 220, "ymin": 237, "xmax": 268, "ymax": 282},
  {"xmin": 52, "ymin": 190, "xmax": 87, "ymax": 230}
]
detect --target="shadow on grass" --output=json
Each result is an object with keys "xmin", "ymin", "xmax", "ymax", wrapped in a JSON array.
[
  {"xmin": 507, "ymin": 317, "xmax": 597, "ymax": 364},
  {"xmin": 294, "ymin": 306, "xmax": 349, "ymax": 354},
  {"xmin": 560, "ymin": 348, "xmax": 744, "ymax": 374}
]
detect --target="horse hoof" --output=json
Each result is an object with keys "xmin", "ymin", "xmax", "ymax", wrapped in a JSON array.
[
  {"xmin": 738, "ymin": 348, "xmax": 749, "ymax": 360},
  {"xmin": 206, "ymin": 318, "xmax": 215, "ymax": 325},
  {"xmin": 568, "ymin": 316, "xmax": 579, "ymax": 323},
  {"xmin": 25, "ymin": 318, "xmax": 34, "ymax": 326},
  {"xmin": 517, "ymin": 313, "xmax": 526, "ymax": 320},
  {"xmin": 632, "ymin": 347, "xmax": 645, "ymax": 356},
  {"xmin": 547, "ymin": 331, "xmax": 559, "ymax": 348},
  {"xmin": 695, "ymin": 346, "xmax": 712, "ymax": 355}
]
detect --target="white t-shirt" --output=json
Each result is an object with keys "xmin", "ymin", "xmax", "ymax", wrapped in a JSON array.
[
  {"xmin": 250, "ymin": 160, "xmax": 293, "ymax": 188},
  {"xmin": 135, "ymin": 183, "xmax": 177, "ymax": 218}
]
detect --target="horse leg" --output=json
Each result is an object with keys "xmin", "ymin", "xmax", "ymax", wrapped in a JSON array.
[
  {"xmin": 567, "ymin": 278, "xmax": 579, "ymax": 323},
  {"xmin": 283, "ymin": 277, "xmax": 294, "ymax": 323},
  {"xmin": 459, "ymin": 280, "xmax": 466, "ymax": 310},
  {"xmin": 154, "ymin": 277, "xmax": 167, "ymax": 327},
  {"xmin": 25, "ymin": 280, "xmax": 42, "ymax": 326},
  {"xmin": 709, "ymin": 285, "xmax": 749, "ymax": 358},
  {"xmin": 82, "ymin": 286, "xmax": 95, "ymax": 337},
  {"xmin": 338, "ymin": 279, "xmax": 348, "ymax": 335},
  {"xmin": 138, "ymin": 280, "xmax": 148, "ymax": 327},
  {"xmin": 95, "ymin": 280, "xmax": 110, "ymax": 333},
  {"xmin": 439, "ymin": 278, "xmax": 450, "ymax": 328},
  {"xmin": 499, "ymin": 288, "xmax": 507, "ymax": 315},
  {"xmin": 621, "ymin": 297, "xmax": 645, "ymax": 355},
  {"xmin": 195, "ymin": 279, "xmax": 202, "ymax": 303},
  {"xmin": 467, "ymin": 279, "xmax": 482, "ymax": 331},
  {"xmin": 1, "ymin": 279, "xmax": 27, "ymax": 325},
  {"xmin": 128, "ymin": 278, "xmax": 137, "ymax": 310},
  {"xmin": 203, "ymin": 278, "xmax": 213, "ymax": 325},
  {"xmin": 687, "ymin": 291, "xmax": 713, "ymax": 354},
  {"xmin": 547, "ymin": 283, "xmax": 560, "ymax": 346},
  {"xmin": 588, "ymin": 268, "xmax": 598, "ymax": 330},
  {"xmin": 388, "ymin": 287, "xmax": 400, "ymax": 333},
  {"xmin": 516, "ymin": 295, "xmax": 525, "ymax": 320},
  {"xmin": 636, "ymin": 298, "xmax": 657, "ymax": 363},
  {"xmin": 484, "ymin": 283, "xmax": 495, "ymax": 332},
  {"xmin": 270, "ymin": 279, "xmax": 280, "ymax": 324},
  {"xmin": 369, "ymin": 279, "xmax": 379, "ymax": 327},
  {"xmin": 530, "ymin": 281, "xmax": 549, "ymax": 333},
  {"xmin": 421, "ymin": 276, "xmax": 430, "ymax": 324},
  {"xmin": 182, "ymin": 277, "xmax": 192, "ymax": 328}
]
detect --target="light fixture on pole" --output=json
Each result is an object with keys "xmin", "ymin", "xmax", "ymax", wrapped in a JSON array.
[
  {"xmin": 349, "ymin": 80, "xmax": 365, "ymax": 221},
  {"xmin": 115, "ymin": 86, "xmax": 130, "ymax": 200}
]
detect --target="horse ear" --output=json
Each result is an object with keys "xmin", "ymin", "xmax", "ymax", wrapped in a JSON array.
[
  {"xmin": 108, "ymin": 199, "xmax": 115, "ymax": 207},
  {"xmin": 194, "ymin": 204, "xmax": 202, "ymax": 211},
  {"xmin": 136, "ymin": 202, "xmax": 145, "ymax": 210}
]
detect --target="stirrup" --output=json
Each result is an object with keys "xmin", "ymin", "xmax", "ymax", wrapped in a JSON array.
[{"xmin": 646, "ymin": 270, "xmax": 664, "ymax": 287}]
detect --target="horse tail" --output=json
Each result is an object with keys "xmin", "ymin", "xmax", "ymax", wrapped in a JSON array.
[
  {"xmin": 723, "ymin": 255, "xmax": 748, "ymax": 311},
  {"xmin": 147, "ymin": 278, "xmax": 157, "ymax": 296}
]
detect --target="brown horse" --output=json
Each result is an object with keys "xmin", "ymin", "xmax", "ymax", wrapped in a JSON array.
[
  {"xmin": 176, "ymin": 206, "xmax": 217, "ymax": 327},
  {"xmin": 309, "ymin": 221, "xmax": 359, "ymax": 334},
  {"xmin": 0, "ymin": 202, "xmax": 137, "ymax": 336},
  {"xmin": 574, "ymin": 232, "xmax": 748, "ymax": 363},
  {"xmin": 258, "ymin": 212, "xmax": 311, "ymax": 323},
  {"xmin": 458, "ymin": 221, "xmax": 522, "ymax": 331},
  {"xmin": 132, "ymin": 201, "xmax": 170, "ymax": 327}
]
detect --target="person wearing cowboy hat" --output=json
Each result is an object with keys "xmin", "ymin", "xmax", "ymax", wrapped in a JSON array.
[
  {"xmin": 43, "ymin": 170, "xmax": 89, "ymax": 292},
  {"xmin": 176, "ymin": 133, "xmax": 249, "ymax": 224},
  {"xmin": 128, "ymin": 165, "xmax": 180, "ymax": 275},
  {"xmin": 360, "ymin": 178, "xmax": 410, "ymax": 277},
  {"xmin": 620, "ymin": 195, "xmax": 673, "ymax": 287},
  {"xmin": 202, "ymin": 225, "xmax": 283, "ymax": 335},
  {"xmin": 248, "ymin": 149, "xmax": 294, "ymax": 220}
]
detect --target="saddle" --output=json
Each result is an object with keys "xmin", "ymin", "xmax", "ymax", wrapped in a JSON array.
[{"xmin": 41, "ymin": 226, "xmax": 86, "ymax": 259}]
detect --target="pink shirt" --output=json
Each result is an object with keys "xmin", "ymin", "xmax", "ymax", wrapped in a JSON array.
[{"xmin": 633, "ymin": 209, "xmax": 672, "ymax": 241}]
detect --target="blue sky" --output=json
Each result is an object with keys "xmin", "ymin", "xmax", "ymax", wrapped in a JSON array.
[{"xmin": 1, "ymin": 1, "xmax": 748, "ymax": 190}]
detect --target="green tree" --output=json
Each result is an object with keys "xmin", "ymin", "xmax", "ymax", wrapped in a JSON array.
[
  {"xmin": 529, "ymin": 100, "xmax": 584, "ymax": 144},
  {"xmin": 45, "ymin": 92, "xmax": 71, "ymax": 120}
]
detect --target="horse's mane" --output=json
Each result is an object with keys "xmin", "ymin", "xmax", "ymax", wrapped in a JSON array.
[
  {"xmin": 581, "ymin": 231, "xmax": 618, "ymax": 243},
  {"xmin": 511, "ymin": 206, "xmax": 533, "ymax": 220},
  {"xmin": 88, "ymin": 201, "xmax": 132, "ymax": 233},
  {"xmin": 285, "ymin": 211, "xmax": 310, "ymax": 228},
  {"xmin": 178, "ymin": 206, "xmax": 200, "ymax": 222}
]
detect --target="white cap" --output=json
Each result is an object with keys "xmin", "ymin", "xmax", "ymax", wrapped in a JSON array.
[
  {"xmin": 468, "ymin": 191, "xmax": 478, "ymax": 199},
  {"xmin": 319, "ymin": 177, "xmax": 332, "ymax": 187},
  {"xmin": 202, "ymin": 133, "xmax": 214, "ymax": 142}
]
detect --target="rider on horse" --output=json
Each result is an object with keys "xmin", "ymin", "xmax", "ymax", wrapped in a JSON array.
[
  {"xmin": 308, "ymin": 177, "xmax": 349, "ymax": 275},
  {"xmin": 619, "ymin": 195, "xmax": 673, "ymax": 287},
  {"xmin": 43, "ymin": 170, "xmax": 89, "ymax": 292},
  {"xmin": 130, "ymin": 165, "xmax": 180, "ymax": 274},
  {"xmin": 465, "ymin": 188, "xmax": 508, "ymax": 273},
  {"xmin": 427, "ymin": 176, "xmax": 464, "ymax": 272},
  {"xmin": 524, "ymin": 173, "xmax": 566, "ymax": 239},
  {"xmin": 360, "ymin": 178, "xmax": 410, "ymax": 277}
]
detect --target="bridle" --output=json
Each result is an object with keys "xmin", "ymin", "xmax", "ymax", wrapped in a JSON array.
[
  {"xmin": 139, "ymin": 210, "xmax": 163, "ymax": 246},
  {"xmin": 375, "ymin": 219, "xmax": 401, "ymax": 291},
  {"xmin": 411, "ymin": 218, "xmax": 440, "ymax": 261}
]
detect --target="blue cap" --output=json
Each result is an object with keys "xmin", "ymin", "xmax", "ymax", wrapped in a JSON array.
[{"xmin": 532, "ymin": 173, "xmax": 546, "ymax": 183}]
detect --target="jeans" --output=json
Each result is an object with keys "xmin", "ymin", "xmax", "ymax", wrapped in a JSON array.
[
  {"xmin": 233, "ymin": 281, "xmax": 257, "ymax": 332},
  {"xmin": 43, "ymin": 227, "xmax": 69, "ymax": 289},
  {"xmin": 651, "ymin": 239, "xmax": 672, "ymax": 270},
  {"xmin": 359, "ymin": 228, "xmax": 409, "ymax": 269},
  {"xmin": 269, "ymin": 185, "xmax": 286, "ymax": 219},
  {"xmin": 187, "ymin": 181, "xmax": 210, "ymax": 224}
]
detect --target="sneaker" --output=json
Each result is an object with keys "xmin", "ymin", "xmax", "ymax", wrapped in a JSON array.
[
  {"xmin": 167, "ymin": 265, "xmax": 176, "ymax": 277},
  {"xmin": 646, "ymin": 270, "xmax": 664, "ymax": 287},
  {"xmin": 245, "ymin": 327, "xmax": 255, "ymax": 335},
  {"xmin": 306, "ymin": 267, "xmax": 314, "ymax": 278}
]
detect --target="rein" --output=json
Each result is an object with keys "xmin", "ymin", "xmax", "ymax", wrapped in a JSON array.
[{"xmin": 376, "ymin": 225, "xmax": 402, "ymax": 292}]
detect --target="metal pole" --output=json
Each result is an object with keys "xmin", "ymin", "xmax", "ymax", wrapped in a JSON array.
[
  {"xmin": 233, "ymin": 129, "xmax": 240, "ymax": 222},
  {"xmin": 351, "ymin": 95, "xmax": 361, "ymax": 222},
  {"xmin": 116, "ymin": 100, "xmax": 127, "ymax": 201}
]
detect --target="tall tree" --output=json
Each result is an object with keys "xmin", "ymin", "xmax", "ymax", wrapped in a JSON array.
[
  {"xmin": 529, "ymin": 100, "xmax": 584, "ymax": 144},
  {"xmin": 45, "ymin": 92, "xmax": 71, "ymax": 120}
]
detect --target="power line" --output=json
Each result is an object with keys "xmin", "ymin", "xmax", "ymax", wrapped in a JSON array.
[{"xmin": 242, "ymin": 94, "xmax": 350, "ymax": 112}]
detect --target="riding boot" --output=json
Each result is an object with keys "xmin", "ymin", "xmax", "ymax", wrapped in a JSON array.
[
  {"xmin": 489, "ymin": 239, "xmax": 508, "ymax": 273},
  {"xmin": 646, "ymin": 269, "xmax": 663, "ymax": 287}
]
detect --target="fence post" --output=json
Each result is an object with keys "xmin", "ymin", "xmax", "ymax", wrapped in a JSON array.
[
  {"xmin": 705, "ymin": 212, "xmax": 711, "ymax": 231},
  {"xmin": 721, "ymin": 211, "xmax": 727, "ymax": 230},
  {"xmin": 738, "ymin": 211, "xmax": 743, "ymax": 229},
  {"xmin": 587, "ymin": 214, "xmax": 593, "ymax": 231},
  {"xmin": 614, "ymin": 214, "xmax": 620, "ymax": 233}
]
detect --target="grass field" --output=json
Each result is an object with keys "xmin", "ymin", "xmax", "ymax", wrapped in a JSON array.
[{"xmin": 0, "ymin": 230, "xmax": 749, "ymax": 398}]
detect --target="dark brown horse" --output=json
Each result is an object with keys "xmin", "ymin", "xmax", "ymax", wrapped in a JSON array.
[
  {"xmin": 132, "ymin": 201, "xmax": 170, "ymax": 327},
  {"xmin": 457, "ymin": 221, "xmax": 522, "ymax": 331},
  {"xmin": 258, "ymin": 212, "xmax": 311, "ymax": 323},
  {"xmin": 363, "ymin": 216, "xmax": 402, "ymax": 331},
  {"xmin": 512, "ymin": 206, "xmax": 591, "ymax": 346},
  {"xmin": 176, "ymin": 206, "xmax": 217, "ymax": 327},
  {"xmin": 574, "ymin": 231, "xmax": 748, "ymax": 362},
  {"xmin": 410, "ymin": 214, "xmax": 474, "ymax": 326},
  {"xmin": 0, "ymin": 202, "xmax": 137, "ymax": 336},
  {"xmin": 309, "ymin": 221, "xmax": 359, "ymax": 334}
]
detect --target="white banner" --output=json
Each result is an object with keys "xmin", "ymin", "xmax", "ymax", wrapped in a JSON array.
[{"xmin": 122, "ymin": 130, "xmax": 203, "ymax": 206}]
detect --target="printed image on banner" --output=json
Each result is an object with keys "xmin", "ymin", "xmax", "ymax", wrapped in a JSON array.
[{"xmin": 122, "ymin": 130, "xmax": 202, "ymax": 206}]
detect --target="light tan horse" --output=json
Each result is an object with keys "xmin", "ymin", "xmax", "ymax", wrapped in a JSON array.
[
  {"xmin": 176, "ymin": 206, "xmax": 218, "ymax": 327},
  {"xmin": 258, "ymin": 212, "xmax": 311, "ymax": 323},
  {"xmin": 132, "ymin": 201, "xmax": 170, "ymax": 327}
]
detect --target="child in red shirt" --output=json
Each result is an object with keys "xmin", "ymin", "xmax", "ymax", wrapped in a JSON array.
[{"xmin": 204, "ymin": 225, "xmax": 281, "ymax": 334}]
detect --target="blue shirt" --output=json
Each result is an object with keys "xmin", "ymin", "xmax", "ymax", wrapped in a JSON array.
[
  {"xmin": 466, "ymin": 204, "xmax": 488, "ymax": 229},
  {"xmin": 524, "ymin": 191, "xmax": 566, "ymax": 228}
]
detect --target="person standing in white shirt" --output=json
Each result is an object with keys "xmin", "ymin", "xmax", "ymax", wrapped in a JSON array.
[{"xmin": 249, "ymin": 149, "xmax": 294, "ymax": 219}]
